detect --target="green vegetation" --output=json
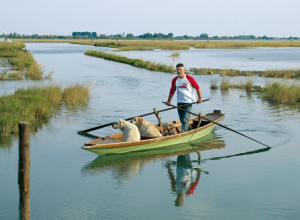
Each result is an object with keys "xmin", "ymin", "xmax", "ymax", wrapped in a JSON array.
[
  {"xmin": 0, "ymin": 41, "xmax": 43, "ymax": 80},
  {"xmin": 71, "ymin": 40, "xmax": 300, "ymax": 51},
  {"xmin": 262, "ymin": 82, "xmax": 300, "ymax": 105},
  {"xmin": 0, "ymin": 84, "xmax": 91, "ymax": 136},
  {"xmin": 62, "ymin": 83, "xmax": 91, "ymax": 109},
  {"xmin": 6, "ymin": 31, "xmax": 299, "ymax": 41},
  {"xmin": 210, "ymin": 78, "xmax": 219, "ymax": 89},
  {"xmin": 211, "ymin": 79, "xmax": 300, "ymax": 106},
  {"xmin": 213, "ymin": 77, "xmax": 254, "ymax": 91},
  {"xmin": 171, "ymin": 52, "xmax": 180, "ymax": 58},
  {"xmin": 190, "ymin": 68, "xmax": 300, "ymax": 79},
  {"xmin": 85, "ymin": 50, "xmax": 176, "ymax": 73},
  {"xmin": 220, "ymin": 77, "xmax": 231, "ymax": 90}
]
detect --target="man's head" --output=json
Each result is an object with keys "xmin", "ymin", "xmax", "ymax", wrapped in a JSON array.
[{"xmin": 176, "ymin": 63, "xmax": 185, "ymax": 78}]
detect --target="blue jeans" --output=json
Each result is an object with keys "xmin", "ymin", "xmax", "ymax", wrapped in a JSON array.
[{"xmin": 177, "ymin": 103, "xmax": 192, "ymax": 132}]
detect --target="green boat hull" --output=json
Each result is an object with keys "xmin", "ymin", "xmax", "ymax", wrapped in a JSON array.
[{"xmin": 83, "ymin": 124, "xmax": 218, "ymax": 155}]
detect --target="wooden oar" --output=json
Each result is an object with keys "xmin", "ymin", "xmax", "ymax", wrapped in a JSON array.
[
  {"xmin": 164, "ymin": 102, "xmax": 270, "ymax": 148},
  {"xmin": 78, "ymin": 99, "xmax": 209, "ymax": 134}
]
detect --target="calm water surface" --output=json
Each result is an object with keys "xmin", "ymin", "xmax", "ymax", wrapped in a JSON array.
[{"xmin": 0, "ymin": 43, "xmax": 299, "ymax": 220}]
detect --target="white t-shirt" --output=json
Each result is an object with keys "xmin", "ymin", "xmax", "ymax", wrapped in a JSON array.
[{"xmin": 169, "ymin": 75, "xmax": 200, "ymax": 103}]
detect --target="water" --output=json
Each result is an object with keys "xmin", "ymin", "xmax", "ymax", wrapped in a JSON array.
[
  {"xmin": 116, "ymin": 47, "xmax": 300, "ymax": 71},
  {"xmin": 0, "ymin": 43, "xmax": 299, "ymax": 220}
]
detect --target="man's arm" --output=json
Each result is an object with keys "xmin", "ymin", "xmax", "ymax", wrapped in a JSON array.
[
  {"xmin": 196, "ymin": 89, "xmax": 202, "ymax": 103},
  {"xmin": 165, "ymin": 93, "xmax": 174, "ymax": 106}
]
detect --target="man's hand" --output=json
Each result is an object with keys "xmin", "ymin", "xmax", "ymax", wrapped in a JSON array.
[
  {"xmin": 197, "ymin": 98, "xmax": 202, "ymax": 104},
  {"xmin": 165, "ymin": 101, "xmax": 171, "ymax": 106}
]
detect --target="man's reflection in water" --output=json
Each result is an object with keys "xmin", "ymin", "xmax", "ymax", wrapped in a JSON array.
[{"xmin": 166, "ymin": 153, "xmax": 201, "ymax": 206}]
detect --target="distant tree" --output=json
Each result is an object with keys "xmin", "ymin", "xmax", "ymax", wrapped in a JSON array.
[
  {"xmin": 113, "ymin": 34, "xmax": 123, "ymax": 39},
  {"xmin": 167, "ymin": 33, "xmax": 173, "ymax": 39},
  {"xmin": 99, "ymin": 34, "xmax": 107, "ymax": 39},
  {"xmin": 126, "ymin": 33, "xmax": 134, "ymax": 39},
  {"xmin": 199, "ymin": 33, "xmax": 209, "ymax": 39},
  {"xmin": 92, "ymin": 32, "xmax": 97, "ymax": 38},
  {"xmin": 138, "ymin": 33, "xmax": 153, "ymax": 39}
]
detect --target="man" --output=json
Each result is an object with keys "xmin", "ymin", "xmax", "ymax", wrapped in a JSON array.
[{"xmin": 165, "ymin": 63, "xmax": 202, "ymax": 132}]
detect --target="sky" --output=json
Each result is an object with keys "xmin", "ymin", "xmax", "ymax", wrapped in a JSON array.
[{"xmin": 1, "ymin": 0, "xmax": 300, "ymax": 37}]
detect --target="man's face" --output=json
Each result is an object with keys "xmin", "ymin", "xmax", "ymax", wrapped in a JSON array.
[{"xmin": 176, "ymin": 66, "xmax": 185, "ymax": 78}]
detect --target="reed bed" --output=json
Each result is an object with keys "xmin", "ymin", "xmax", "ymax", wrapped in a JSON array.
[
  {"xmin": 85, "ymin": 50, "xmax": 176, "ymax": 73},
  {"xmin": 0, "ymin": 41, "xmax": 25, "ymax": 51},
  {"xmin": 62, "ymin": 83, "xmax": 91, "ymax": 108},
  {"xmin": 261, "ymin": 82, "xmax": 300, "ymax": 105},
  {"xmin": 220, "ymin": 77, "xmax": 231, "ymax": 90},
  {"xmin": 72, "ymin": 40, "xmax": 191, "ymax": 51},
  {"xmin": 210, "ymin": 78, "xmax": 219, "ymax": 89},
  {"xmin": 211, "ymin": 78, "xmax": 300, "ymax": 106},
  {"xmin": 9, "ymin": 51, "xmax": 43, "ymax": 80},
  {"xmin": 70, "ymin": 40, "xmax": 300, "ymax": 51},
  {"xmin": 227, "ymin": 78, "xmax": 254, "ymax": 91},
  {"xmin": 0, "ymin": 41, "xmax": 43, "ymax": 80},
  {"xmin": 211, "ymin": 78, "xmax": 254, "ymax": 91},
  {"xmin": 0, "ymin": 84, "xmax": 91, "ymax": 136},
  {"xmin": 171, "ymin": 52, "xmax": 180, "ymax": 58},
  {"xmin": 190, "ymin": 68, "xmax": 300, "ymax": 79}
]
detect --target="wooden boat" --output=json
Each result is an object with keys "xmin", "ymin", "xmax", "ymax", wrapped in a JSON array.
[
  {"xmin": 82, "ymin": 110, "xmax": 225, "ymax": 155},
  {"xmin": 81, "ymin": 132, "xmax": 225, "ymax": 175}
]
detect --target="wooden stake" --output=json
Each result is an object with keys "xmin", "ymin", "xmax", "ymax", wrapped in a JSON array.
[{"xmin": 18, "ymin": 122, "xmax": 30, "ymax": 220}]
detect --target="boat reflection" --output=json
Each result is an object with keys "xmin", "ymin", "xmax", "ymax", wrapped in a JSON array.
[{"xmin": 81, "ymin": 132, "xmax": 225, "ymax": 179}]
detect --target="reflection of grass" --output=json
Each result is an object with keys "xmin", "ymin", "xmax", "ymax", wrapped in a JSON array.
[
  {"xmin": 0, "ymin": 41, "xmax": 43, "ymax": 80},
  {"xmin": 190, "ymin": 68, "xmax": 300, "ymax": 79},
  {"xmin": 85, "ymin": 50, "xmax": 176, "ymax": 73},
  {"xmin": 0, "ymin": 84, "xmax": 91, "ymax": 136}
]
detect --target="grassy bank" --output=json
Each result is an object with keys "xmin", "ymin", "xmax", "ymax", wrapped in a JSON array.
[
  {"xmin": 211, "ymin": 78, "xmax": 300, "ymax": 106},
  {"xmin": 0, "ymin": 41, "xmax": 43, "ymax": 80},
  {"xmin": 70, "ymin": 40, "xmax": 300, "ymax": 51},
  {"xmin": 0, "ymin": 84, "xmax": 91, "ymax": 136},
  {"xmin": 85, "ymin": 50, "xmax": 176, "ymax": 73},
  {"xmin": 191, "ymin": 68, "xmax": 300, "ymax": 79}
]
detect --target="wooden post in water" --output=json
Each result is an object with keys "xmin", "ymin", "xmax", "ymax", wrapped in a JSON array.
[{"xmin": 18, "ymin": 122, "xmax": 30, "ymax": 220}]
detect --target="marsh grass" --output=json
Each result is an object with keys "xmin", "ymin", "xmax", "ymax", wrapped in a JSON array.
[
  {"xmin": 0, "ymin": 84, "xmax": 91, "ymax": 136},
  {"xmin": 0, "ymin": 41, "xmax": 43, "ymax": 80},
  {"xmin": 85, "ymin": 50, "xmax": 176, "ymax": 73},
  {"xmin": 211, "ymin": 78, "xmax": 299, "ymax": 106},
  {"xmin": 0, "ymin": 41, "xmax": 25, "ymax": 51},
  {"xmin": 191, "ymin": 67, "xmax": 300, "ymax": 79},
  {"xmin": 62, "ymin": 83, "xmax": 92, "ymax": 109},
  {"xmin": 210, "ymin": 78, "xmax": 219, "ymax": 89},
  {"xmin": 221, "ymin": 77, "xmax": 231, "ymax": 90},
  {"xmin": 211, "ymin": 78, "xmax": 254, "ymax": 91},
  {"xmin": 70, "ymin": 39, "xmax": 300, "ymax": 51},
  {"xmin": 262, "ymin": 82, "xmax": 300, "ymax": 105},
  {"xmin": 72, "ymin": 40, "xmax": 191, "ymax": 51},
  {"xmin": 171, "ymin": 52, "xmax": 180, "ymax": 58},
  {"xmin": 230, "ymin": 78, "xmax": 254, "ymax": 91}
]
